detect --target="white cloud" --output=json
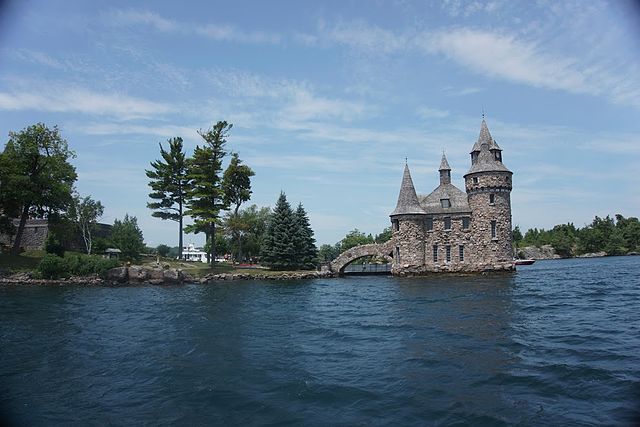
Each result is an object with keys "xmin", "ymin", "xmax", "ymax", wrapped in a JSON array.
[
  {"xmin": 0, "ymin": 86, "xmax": 172, "ymax": 119},
  {"xmin": 416, "ymin": 106, "xmax": 450, "ymax": 119},
  {"xmin": 107, "ymin": 9, "xmax": 281, "ymax": 45}
]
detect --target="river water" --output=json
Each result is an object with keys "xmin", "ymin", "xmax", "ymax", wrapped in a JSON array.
[{"xmin": 1, "ymin": 257, "xmax": 639, "ymax": 426}]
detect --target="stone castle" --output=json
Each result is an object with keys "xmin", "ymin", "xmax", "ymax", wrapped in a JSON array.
[{"xmin": 389, "ymin": 119, "xmax": 514, "ymax": 274}]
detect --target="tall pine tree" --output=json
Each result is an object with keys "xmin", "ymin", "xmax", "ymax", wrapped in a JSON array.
[
  {"xmin": 261, "ymin": 192, "xmax": 297, "ymax": 270},
  {"xmin": 293, "ymin": 203, "xmax": 317, "ymax": 269},
  {"xmin": 185, "ymin": 121, "xmax": 231, "ymax": 266},
  {"xmin": 146, "ymin": 137, "xmax": 189, "ymax": 259}
]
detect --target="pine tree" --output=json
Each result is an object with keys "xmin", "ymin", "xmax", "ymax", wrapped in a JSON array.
[
  {"xmin": 146, "ymin": 137, "xmax": 189, "ymax": 259},
  {"xmin": 293, "ymin": 203, "xmax": 317, "ymax": 269},
  {"xmin": 185, "ymin": 121, "xmax": 231, "ymax": 266},
  {"xmin": 261, "ymin": 192, "xmax": 297, "ymax": 270}
]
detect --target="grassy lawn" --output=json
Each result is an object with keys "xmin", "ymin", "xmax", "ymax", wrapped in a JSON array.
[
  {"xmin": 138, "ymin": 257, "xmax": 316, "ymax": 278},
  {"xmin": 0, "ymin": 250, "xmax": 46, "ymax": 272}
]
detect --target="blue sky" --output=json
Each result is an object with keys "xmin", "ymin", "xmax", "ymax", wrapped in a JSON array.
[{"xmin": 1, "ymin": 0, "xmax": 639, "ymax": 247}]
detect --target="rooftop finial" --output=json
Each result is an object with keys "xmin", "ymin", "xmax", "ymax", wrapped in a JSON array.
[
  {"xmin": 405, "ymin": 157, "xmax": 408, "ymax": 165},
  {"xmin": 482, "ymin": 107, "xmax": 485, "ymax": 120}
]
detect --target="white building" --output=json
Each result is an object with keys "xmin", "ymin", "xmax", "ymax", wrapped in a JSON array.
[{"xmin": 181, "ymin": 243, "xmax": 208, "ymax": 263}]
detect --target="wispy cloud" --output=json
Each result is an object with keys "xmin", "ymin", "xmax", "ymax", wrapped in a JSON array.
[
  {"xmin": 107, "ymin": 9, "xmax": 281, "ymax": 45},
  {"xmin": 0, "ymin": 86, "xmax": 172, "ymax": 119}
]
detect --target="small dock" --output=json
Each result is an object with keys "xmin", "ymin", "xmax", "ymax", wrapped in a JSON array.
[{"xmin": 342, "ymin": 263, "xmax": 391, "ymax": 275}]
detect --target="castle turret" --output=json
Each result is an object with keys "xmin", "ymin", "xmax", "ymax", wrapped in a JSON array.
[
  {"xmin": 439, "ymin": 153, "xmax": 451, "ymax": 185},
  {"xmin": 390, "ymin": 163, "xmax": 426, "ymax": 274},
  {"xmin": 464, "ymin": 119, "xmax": 513, "ymax": 269}
]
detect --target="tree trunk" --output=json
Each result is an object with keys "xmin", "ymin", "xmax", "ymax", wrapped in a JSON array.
[
  {"xmin": 210, "ymin": 222, "xmax": 216, "ymax": 267},
  {"xmin": 178, "ymin": 200, "xmax": 183, "ymax": 260},
  {"xmin": 11, "ymin": 204, "xmax": 30, "ymax": 255}
]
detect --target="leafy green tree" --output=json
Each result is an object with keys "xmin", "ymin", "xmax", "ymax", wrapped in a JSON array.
[
  {"xmin": 226, "ymin": 204, "xmax": 270, "ymax": 262},
  {"xmin": 615, "ymin": 214, "xmax": 640, "ymax": 252},
  {"xmin": 261, "ymin": 192, "xmax": 297, "ymax": 270},
  {"xmin": 293, "ymin": 203, "xmax": 317, "ymax": 269},
  {"xmin": 111, "ymin": 214, "xmax": 145, "ymax": 260},
  {"xmin": 146, "ymin": 137, "xmax": 189, "ymax": 259},
  {"xmin": 185, "ymin": 121, "xmax": 231, "ymax": 266},
  {"xmin": 318, "ymin": 243, "xmax": 341, "ymax": 263},
  {"xmin": 222, "ymin": 152, "xmax": 255, "ymax": 262},
  {"xmin": 512, "ymin": 225, "xmax": 523, "ymax": 248},
  {"xmin": 156, "ymin": 244, "xmax": 171, "ymax": 257},
  {"xmin": 374, "ymin": 227, "xmax": 392, "ymax": 243},
  {"xmin": 0, "ymin": 123, "xmax": 77, "ymax": 254},
  {"xmin": 68, "ymin": 193, "xmax": 104, "ymax": 254},
  {"xmin": 340, "ymin": 229, "xmax": 374, "ymax": 252}
]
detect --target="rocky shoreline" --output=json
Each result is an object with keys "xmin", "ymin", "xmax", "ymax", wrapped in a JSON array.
[{"xmin": 0, "ymin": 265, "xmax": 335, "ymax": 286}]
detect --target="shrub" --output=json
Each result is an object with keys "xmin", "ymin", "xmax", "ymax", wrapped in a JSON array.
[
  {"xmin": 44, "ymin": 233, "xmax": 65, "ymax": 257},
  {"xmin": 38, "ymin": 254, "xmax": 68, "ymax": 279}
]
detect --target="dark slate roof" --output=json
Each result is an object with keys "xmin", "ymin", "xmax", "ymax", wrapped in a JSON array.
[
  {"xmin": 419, "ymin": 183, "xmax": 471, "ymax": 214},
  {"xmin": 390, "ymin": 164, "xmax": 426, "ymax": 216},
  {"xmin": 439, "ymin": 153, "xmax": 451, "ymax": 171},
  {"xmin": 471, "ymin": 119, "xmax": 501, "ymax": 153}
]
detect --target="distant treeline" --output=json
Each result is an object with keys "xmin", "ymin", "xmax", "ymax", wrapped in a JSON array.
[{"xmin": 514, "ymin": 214, "xmax": 640, "ymax": 257}]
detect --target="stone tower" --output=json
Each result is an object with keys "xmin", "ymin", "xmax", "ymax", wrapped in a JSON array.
[
  {"xmin": 464, "ymin": 120, "xmax": 514, "ymax": 268},
  {"xmin": 389, "ymin": 163, "xmax": 427, "ymax": 274}
]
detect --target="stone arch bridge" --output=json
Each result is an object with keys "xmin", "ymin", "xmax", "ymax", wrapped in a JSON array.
[{"xmin": 329, "ymin": 240, "xmax": 394, "ymax": 275}]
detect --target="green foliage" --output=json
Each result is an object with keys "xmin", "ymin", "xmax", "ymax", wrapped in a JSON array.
[
  {"xmin": 68, "ymin": 193, "xmax": 104, "ymax": 254},
  {"xmin": 1, "ymin": 123, "xmax": 77, "ymax": 254},
  {"xmin": 222, "ymin": 153, "xmax": 255, "ymax": 214},
  {"xmin": 45, "ymin": 233, "xmax": 65, "ymax": 257},
  {"xmin": 38, "ymin": 253, "xmax": 120, "ymax": 279},
  {"xmin": 293, "ymin": 203, "xmax": 317, "ymax": 269},
  {"xmin": 519, "ymin": 214, "xmax": 640, "ymax": 256},
  {"xmin": 146, "ymin": 137, "xmax": 189, "ymax": 258},
  {"xmin": 156, "ymin": 244, "xmax": 171, "ymax": 257},
  {"xmin": 111, "ymin": 214, "xmax": 145, "ymax": 260},
  {"xmin": 185, "ymin": 121, "xmax": 232, "ymax": 265},
  {"xmin": 318, "ymin": 243, "xmax": 341, "ymax": 263},
  {"xmin": 340, "ymin": 229, "xmax": 374, "ymax": 252},
  {"xmin": 38, "ymin": 254, "xmax": 68, "ymax": 279},
  {"xmin": 261, "ymin": 193, "xmax": 298, "ymax": 270},
  {"xmin": 512, "ymin": 225, "xmax": 523, "ymax": 248},
  {"xmin": 374, "ymin": 227, "xmax": 392, "ymax": 243}
]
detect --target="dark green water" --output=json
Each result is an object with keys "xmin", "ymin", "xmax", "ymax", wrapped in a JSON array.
[{"xmin": 1, "ymin": 257, "xmax": 639, "ymax": 426}]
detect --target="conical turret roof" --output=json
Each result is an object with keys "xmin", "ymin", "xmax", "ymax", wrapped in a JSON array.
[
  {"xmin": 439, "ymin": 153, "xmax": 451, "ymax": 171},
  {"xmin": 471, "ymin": 119, "xmax": 501, "ymax": 152},
  {"xmin": 390, "ymin": 163, "xmax": 426, "ymax": 216}
]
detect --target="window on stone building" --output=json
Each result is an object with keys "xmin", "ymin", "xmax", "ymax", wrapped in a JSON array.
[
  {"xmin": 489, "ymin": 193, "xmax": 495, "ymax": 204},
  {"xmin": 462, "ymin": 217, "xmax": 470, "ymax": 229},
  {"xmin": 473, "ymin": 177, "xmax": 479, "ymax": 184},
  {"xmin": 392, "ymin": 220, "xmax": 399, "ymax": 232},
  {"xmin": 440, "ymin": 198, "xmax": 451, "ymax": 208},
  {"xmin": 444, "ymin": 217, "xmax": 451, "ymax": 230},
  {"xmin": 432, "ymin": 245, "xmax": 438, "ymax": 262},
  {"xmin": 395, "ymin": 246, "xmax": 400, "ymax": 262},
  {"xmin": 426, "ymin": 217, "xmax": 433, "ymax": 231},
  {"xmin": 445, "ymin": 245, "xmax": 451, "ymax": 262},
  {"xmin": 491, "ymin": 220, "xmax": 497, "ymax": 239},
  {"xmin": 459, "ymin": 245, "xmax": 465, "ymax": 262}
]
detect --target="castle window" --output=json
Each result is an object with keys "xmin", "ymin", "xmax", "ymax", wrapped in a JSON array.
[
  {"xmin": 462, "ymin": 217, "xmax": 470, "ymax": 230},
  {"xmin": 473, "ymin": 177, "xmax": 479, "ymax": 184},
  {"xmin": 489, "ymin": 193, "xmax": 495, "ymax": 204},
  {"xmin": 426, "ymin": 217, "xmax": 433, "ymax": 231},
  {"xmin": 495, "ymin": 152, "xmax": 502, "ymax": 161},
  {"xmin": 444, "ymin": 217, "xmax": 451, "ymax": 230},
  {"xmin": 505, "ymin": 176, "xmax": 510, "ymax": 183},
  {"xmin": 432, "ymin": 245, "xmax": 438, "ymax": 262},
  {"xmin": 445, "ymin": 245, "xmax": 451, "ymax": 262},
  {"xmin": 459, "ymin": 245, "xmax": 465, "ymax": 262},
  {"xmin": 392, "ymin": 220, "xmax": 399, "ymax": 232},
  {"xmin": 395, "ymin": 246, "xmax": 400, "ymax": 262},
  {"xmin": 440, "ymin": 199, "xmax": 451, "ymax": 208},
  {"xmin": 491, "ymin": 220, "xmax": 497, "ymax": 239}
]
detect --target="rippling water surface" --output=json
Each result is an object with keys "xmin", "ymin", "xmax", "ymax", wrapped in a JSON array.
[{"xmin": 1, "ymin": 256, "xmax": 639, "ymax": 425}]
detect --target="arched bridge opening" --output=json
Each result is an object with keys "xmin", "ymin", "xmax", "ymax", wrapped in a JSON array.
[{"xmin": 330, "ymin": 241, "xmax": 394, "ymax": 275}]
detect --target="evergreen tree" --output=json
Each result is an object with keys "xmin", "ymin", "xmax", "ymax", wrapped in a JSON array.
[
  {"xmin": 222, "ymin": 152, "xmax": 255, "ymax": 262},
  {"xmin": 111, "ymin": 214, "xmax": 145, "ymax": 260},
  {"xmin": 293, "ymin": 203, "xmax": 317, "ymax": 269},
  {"xmin": 1, "ymin": 123, "xmax": 77, "ymax": 254},
  {"xmin": 261, "ymin": 192, "xmax": 297, "ymax": 270},
  {"xmin": 185, "ymin": 121, "xmax": 231, "ymax": 266},
  {"xmin": 146, "ymin": 137, "xmax": 189, "ymax": 259}
]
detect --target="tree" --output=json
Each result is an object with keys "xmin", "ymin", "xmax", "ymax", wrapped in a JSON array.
[
  {"xmin": 227, "ymin": 204, "xmax": 270, "ymax": 262},
  {"xmin": 374, "ymin": 227, "xmax": 392, "ymax": 243},
  {"xmin": 222, "ymin": 152, "xmax": 255, "ymax": 262},
  {"xmin": 0, "ymin": 123, "xmax": 77, "ymax": 254},
  {"xmin": 185, "ymin": 121, "xmax": 232, "ymax": 266},
  {"xmin": 512, "ymin": 225, "xmax": 523, "ymax": 248},
  {"xmin": 111, "ymin": 214, "xmax": 145, "ymax": 260},
  {"xmin": 261, "ymin": 192, "xmax": 297, "ymax": 270},
  {"xmin": 146, "ymin": 137, "xmax": 189, "ymax": 259},
  {"xmin": 293, "ymin": 203, "xmax": 317, "ymax": 269},
  {"xmin": 68, "ymin": 193, "xmax": 104, "ymax": 254},
  {"xmin": 318, "ymin": 243, "xmax": 341, "ymax": 263},
  {"xmin": 156, "ymin": 244, "xmax": 171, "ymax": 257},
  {"xmin": 339, "ymin": 229, "xmax": 374, "ymax": 252}
]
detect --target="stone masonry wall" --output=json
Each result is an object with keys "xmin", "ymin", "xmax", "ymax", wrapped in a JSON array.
[{"xmin": 392, "ymin": 216, "xmax": 425, "ymax": 275}]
